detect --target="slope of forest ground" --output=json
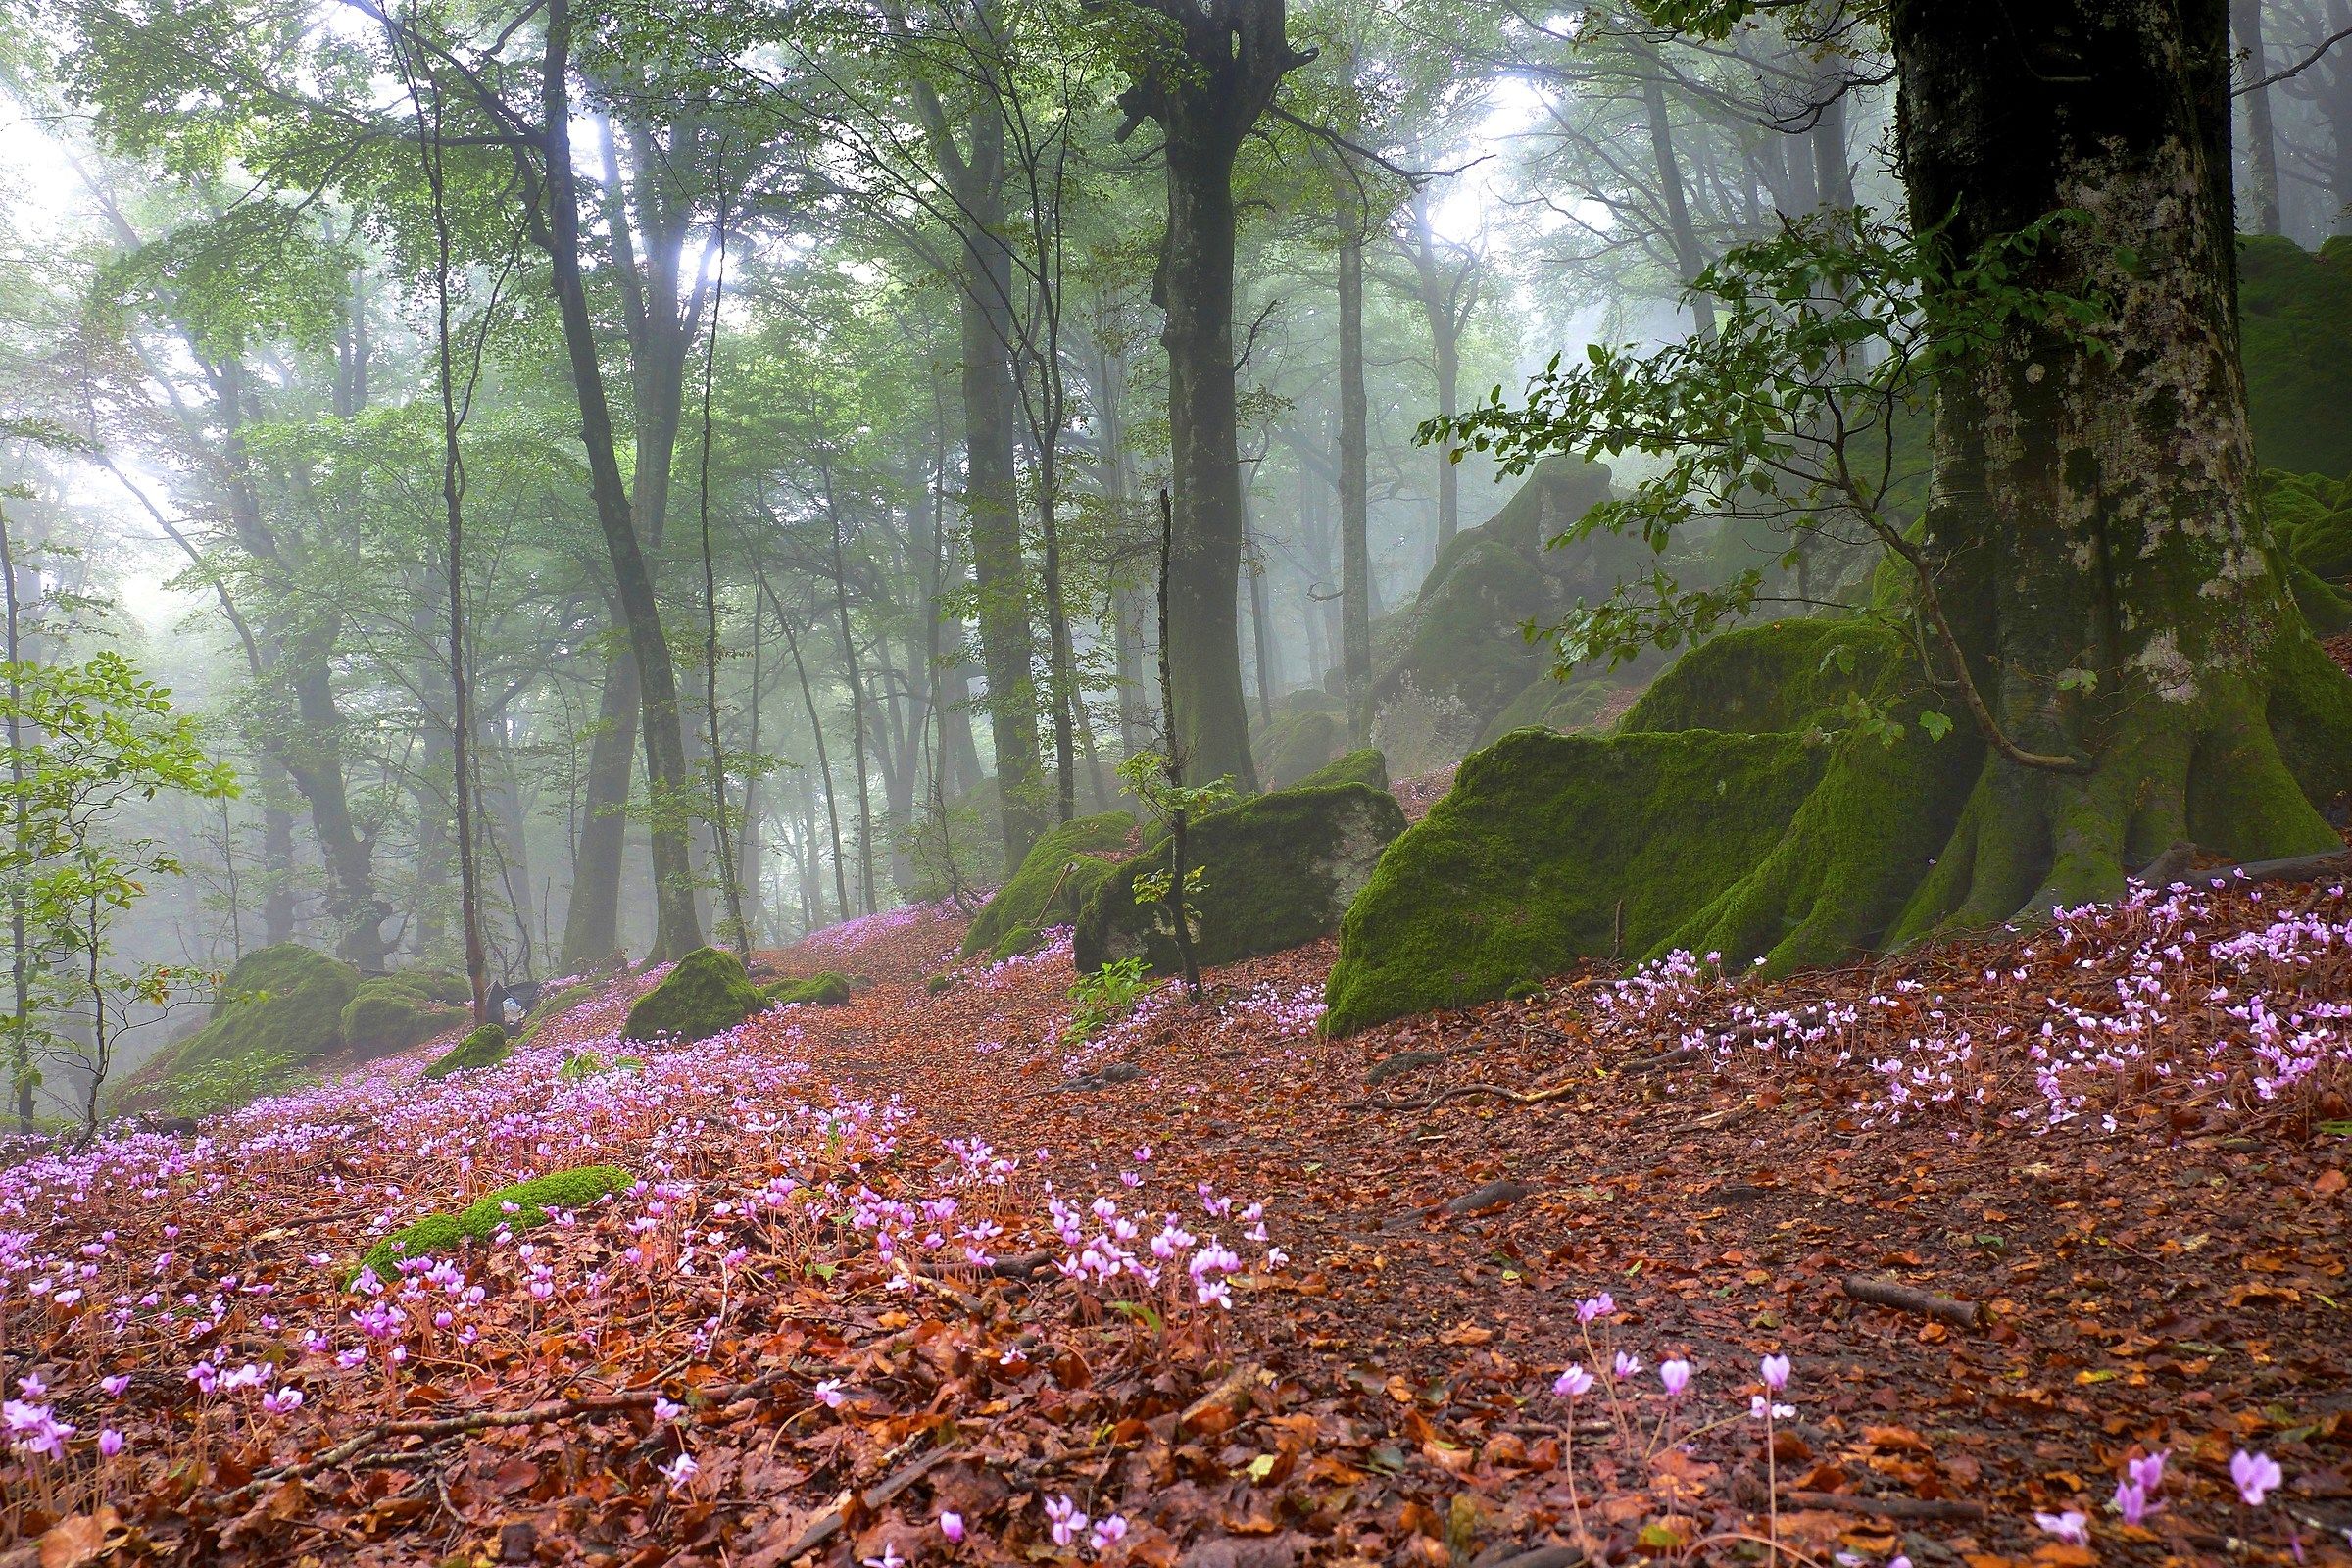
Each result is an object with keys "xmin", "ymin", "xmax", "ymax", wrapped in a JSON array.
[{"xmin": 5, "ymin": 802, "xmax": 2352, "ymax": 1566}]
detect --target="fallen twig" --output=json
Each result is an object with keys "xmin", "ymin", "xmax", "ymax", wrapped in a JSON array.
[
  {"xmin": 1840, "ymin": 1274, "xmax": 1988, "ymax": 1331},
  {"xmin": 1343, "ymin": 1079, "xmax": 1585, "ymax": 1113},
  {"xmin": 1787, "ymin": 1490, "xmax": 1986, "ymax": 1522}
]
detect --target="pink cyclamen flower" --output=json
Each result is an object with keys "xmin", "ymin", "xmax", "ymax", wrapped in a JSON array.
[
  {"xmin": 939, "ymin": 1511, "xmax": 965, "ymax": 1544},
  {"xmin": 2112, "ymin": 1480, "xmax": 2150, "ymax": 1527},
  {"xmin": 1658, "ymin": 1359, "xmax": 1690, "ymax": 1397},
  {"xmin": 2127, "ymin": 1449, "xmax": 2168, "ymax": 1495},
  {"xmin": 101, "ymin": 1375, "xmax": 130, "ymax": 1397},
  {"xmin": 662, "ymin": 1451, "xmax": 699, "ymax": 1488},
  {"xmin": 2034, "ymin": 1510, "xmax": 2088, "ymax": 1546},
  {"xmin": 99, "ymin": 1428, "xmax": 124, "ymax": 1458},
  {"xmin": 1552, "ymin": 1364, "xmax": 1593, "ymax": 1398},
  {"xmin": 1043, "ymin": 1495, "xmax": 1089, "ymax": 1547},
  {"xmin": 654, "ymin": 1396, "xmax": 684, "ymax": 1424},
  {"xmin": 1091, "ymin": 1515, "xmax": 1129, "ymax": 1551},
  {"xmin": 815, "ymin": 1378, "xmax": 848, "ymax": 1409},
  {"xmin": 1759, "ymin": 1354, "xmax": 1790, "ymax": 1392},
  {"xmin": 862, "ymin": 1547, "xmax": 906, "ymax": 1568},
  {"xmin": 1576, "ymin": 1292, "xmax": 1614, "ymax": 1323},
  {"xmin": 1613, "ymin": 1350, "xmax": 1642, "ymax": 1379},
  {"xmin": 2232, "ymin": 1449, "xmax": 2283, "ymax": 1507}
]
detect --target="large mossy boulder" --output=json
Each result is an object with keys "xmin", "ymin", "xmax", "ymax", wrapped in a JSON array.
[
  {"xmin": 170, "ymin": 944, "xmax": 360, "ymax": 1077},
  {"xmin": 341, "ymin": 974, "xmax": 466, "ymax": 1055},
  {"xmin": 1323, "ymin": 618, "xmax": 1984, "ymax": 1036},
  {"xmin": 1292, "ymin": 748, "xmax": 1389, "ymax": 793},
  {"xmin": 1254, "ymin": 689, "xmax": 1350, "ymax": 788},
  {"xmin": 960, "ymin": 811, "xmax": 1137, "ymax": 958},
  {"xmin": 621, "ymin": 947, "xmax": 765, "ymax": 1045},
  {"xmin": 1074, "ymin": 782, "xmax": 1407, "ymax": 976},
  {"xmin": 356, "ymin": 1164, "xmax": 632, "ymax": 1283},
  {"xmin": 1368, "ymin": 458, "xmax": 1638, "ymax": 738}
]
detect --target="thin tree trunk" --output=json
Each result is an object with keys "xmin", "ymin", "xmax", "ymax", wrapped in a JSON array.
[
  {"xmin": 535, "ymin": 0, "xmax": 704, "ymax": 961},
  {"xmin": 559, "ymin": 645, "xmax": 636, "ymax": 967},
  {"xmin": 2230, "ymin": 0, "xmax": 2282, "ymax": 233},
  {"xmin": 1642, "ymin": 67, "xmax": 1717, "ymax": 338},
  {"xmin": 1336, "ymin": 200, "xmax": 1373, "ymax": 746},
  {"xmin": 753, "ymin": 552, "xmax": 853, "ymax": 923}
]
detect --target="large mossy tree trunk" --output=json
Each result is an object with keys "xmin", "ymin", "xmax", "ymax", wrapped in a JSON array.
[
  {"xmin": 1879, "ymin": 0, "xmax": 2352, "ymax": 932},
  {"xmin": 1113, "ymin": 0, "xmax": 1311, "ymax": 795}
]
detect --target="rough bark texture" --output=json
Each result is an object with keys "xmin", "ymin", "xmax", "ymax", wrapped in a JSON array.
[
  {"xmin": 1882, "ymin": 0, "xmax": 2350, "ymax": 926},
  {"xmin": 1114, "ymin": 0, "xmax": 1311, "ymax": 794}
]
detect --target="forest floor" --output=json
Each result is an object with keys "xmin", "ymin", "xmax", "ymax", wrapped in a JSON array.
[{"xmin": 4, "ymin": 850, "xmax": 2352, "ymax": 1568}]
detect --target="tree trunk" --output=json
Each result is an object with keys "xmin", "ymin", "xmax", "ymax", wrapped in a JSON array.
[
  {"xmin": 1114, "ymin": 0, "xmax": 1307, "ymax": 795},
  {"xmin": 537, "ymin": 0, "xmax": 705, "ymax": 962},
  {"xmin": 947, "ymin": 114, "xmax": 1048, "ymax": 866},
  {"xmin": 559, "ymin": 643, "xmax": 637, "ymax": 967},
  {"xmin": 1336, "ymin": 202, "xmax": 1373, "ymax": 746},
  {"xmin": 1886, "ymin": 0, "xmax": 2349, "ymax": 921},
  {"xmin": 2230, "ymin": 0, "xmax": 2283, "ymax": 233},
  {"xmin": 1244, "ymin": 509, "xmax": 1276, "ymax": 726},
  {"xmin": 1642, "ymin": 67, "xmax": 1717, "ymax": 339}
]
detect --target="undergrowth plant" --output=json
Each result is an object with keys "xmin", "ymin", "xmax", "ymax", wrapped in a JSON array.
[{"xmin": 1061, "ymin": 957, "xmax": 1156, "ymax": 1047}]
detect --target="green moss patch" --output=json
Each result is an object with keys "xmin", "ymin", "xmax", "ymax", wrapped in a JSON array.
[
  {"xmin": 341, "ymin": 975, "xmax": 465, "ymax": 1055},
  {"xmin": 2239, "ymin": 235, "xmax": 2352, "ymax": 478},
  {"xmin": 1291, "ymin": 748, "xmax": 1390, "ymax": 793},
  {"xmin": 1074, "ymin": 782, "xmax": 1407, "ymax": 977},
  {"xmin": 1619, "ymin": 617, "xmax": 1905, "ymax": 736},
  {"xmin": 1323, "ymin": 726, "xmax": 1829, "ymax": 1034},
  {"xmin": 961, "ymin": 811, "xmax": 1137, "ymax": 958},
  {"xmin": 1325, "ymin": 618, "xmax": 1998, "ymax": 1034},
  {"xmin": 1255, "ymin": 690, "xmax": 1350, "ymax": 789},
  {"xmin": 166, "ymin": 944, "xmax": 359, "ymax": 1078},
  {"xmin": 622, "ymin": 947, "xmax": 765, "ymax": 1045},
  {"xmin": 763, "ymin": 971, "xmax": 853, "ymax": 1007},
  {"xmin": 354, "ymin": 1164, "xmax": 633, "ymax": 1283},
  {"xmin": 423, "ymin": 1023, "xmax": 511, "ymax": 1081}
]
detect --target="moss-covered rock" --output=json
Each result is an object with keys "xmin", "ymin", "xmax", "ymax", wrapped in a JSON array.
[
  {"xmin": 1322, "ymin": 726, "xmax": 1831, "ymax": 1034},
  {"xmin": 622, "ymin": 947, "xmax": 766, "ymax": 1045},
  {"xmin": 960, "ymin": 811, "xmax": 1137, "ymax": 958},
  {"xmin": 1255, "ymin": 689, "xmax": 1351, "ymax": 789},
  {"xmin": 1290, "ymin": 748, "xmax": 1390, "ymax": 794},
  {"xmin": 763, "ymin": 971, "xmax": 853, "ymax": 1007},
  {"xmin": 355, "ymin": 1164, "xmax": 632, "ymax": 1283},
  {"xmin": 168, "ymin": 944, "xmax": 360, "ymax": 1077},
  {"xmin": 1618, "ymin": 617, "xmax": 1907, "ymax": 736},
  {"xmin": 2266, "ymin": 469, "xmax": 2352, "ymax": 585},
  {"xmin": 341, "ymin": 975, "xmax": 465, "ymax": 1055},
  {"xmin": 985, "ymin": 853, "xmax": 1123, "ymax": 962},
  {"xmin": 423, "ymin": 1023, "xmax": 511, "ymax": 1081},
  {"xmin": 2239, "ymin": 235, "xmax": 2352, "ymax": 478},
  {"xmin": 1074, "ymin": 782, "xmax": 1408, "ymax": 976},
  {"xmin": 1368, "ymin": 459, "xmax": 1639, "ymax": 737}
]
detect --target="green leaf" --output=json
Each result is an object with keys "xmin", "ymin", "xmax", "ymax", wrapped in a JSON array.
[{"xmin": 1918, "ymin": 710, "xmax": 1954, "ymax": 742}]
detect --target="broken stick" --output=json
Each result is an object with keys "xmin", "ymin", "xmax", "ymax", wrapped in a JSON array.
[{"xmin": 1841, "ymin": 1274, "xmax": 1987, "ymax": 1331}]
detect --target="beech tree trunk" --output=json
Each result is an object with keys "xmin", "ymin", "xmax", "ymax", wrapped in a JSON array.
[
  {"xmin": 537, "ymin": 0, "xmax": 705, "ymax": 962},
  {"xmin": 1336, "ymin": 200, "xmax": 1373, "ymax": 746},
  {"xmin": 1112, "ymin": 0, "xmax": 1310, "ymax": 794},
  {"xmin": 1888, "ymin": 0, "xmax": 2351, "ymax": 921},
  {"xmin": 2230, "ymin": 0, "xmax": 2283, "ymax": 233}
]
